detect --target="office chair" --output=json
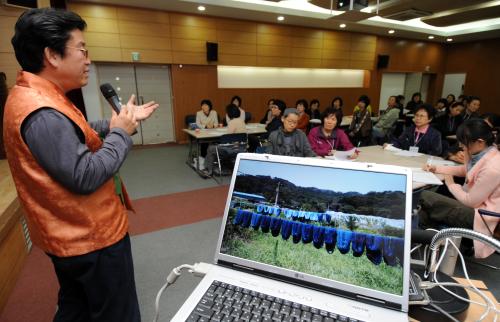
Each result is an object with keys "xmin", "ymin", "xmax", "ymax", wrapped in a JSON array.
[
  {"xmin": 185, "ymin": 114, "xmax": 196, "ymax": 128},
  {"xmin": 213, "ymin": 133, "xmax": 248, "ymax": 183},
  {"xmin": 245, "ymin": 111, "xmax": 252, "ymax": 123}
]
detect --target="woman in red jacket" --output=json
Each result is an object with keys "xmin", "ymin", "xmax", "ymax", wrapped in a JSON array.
[{"xmin": 308, "ymin": 107, "xmax": 359, "ymax": 159}]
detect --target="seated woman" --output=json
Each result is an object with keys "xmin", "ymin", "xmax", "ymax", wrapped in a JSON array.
[
  {"xmin": 352, "ymin": 94, "xmax": 372, "ymax": 115},
  {"xmin": 348, "ymin": 96, "xmax": 372, "ymax": 147},
  {"xmin": 248, "ymin": 99, "xmax": 286, "ymax": 152},
  {"xmin": 268, "ymin": 108, "xmax": 316, "ymax": 157},
  {"xmin": 418, "ymin": 119, "xmax": 500, "ymax": 258},
  {"xmin": 433, "ymin": 102, "xmax": 465, "ymax": 138},
  {"xmin": 226, "ymin": 95, "xmax": 246, "ymax": 124},
  {"xmin": 388, "ymin": 104, "xmax": 442, "ymax": 156},
  {"xmin": 308, "ymin": 107, "xmax": 358, "ymax": 159},
  {"xmin": 202, "ymin": 104, "xmax": 246, "ymax": 178},
  {"xmin": 196, "ymin": 99, "xmax": 218, "ymax": 129},
  {"xmin": 295, "ymin": 99, "xmax": 310, "ymax": 133},
  {"xmin": 309, "ymin": 99, "xmax": 321, "ymax": 120},
  {"xmin": 331, "ymin": 96, "xmax": 344, "ymax": 124},
  {"xmin": 259, "ymin": 98, "xmax": 275, "ymax": 125},
  {"xmin": 405, "ymin": 92, "xmax": 423, "ymax": 114}
]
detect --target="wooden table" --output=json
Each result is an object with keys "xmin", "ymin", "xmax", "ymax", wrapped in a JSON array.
[
  {"xmin": 183, "ymin": 123, "xmax": 267, "ymax": 175},
  {"xmin": 356, "ymin": 145, "xmax": 444, "ymax": 189}
]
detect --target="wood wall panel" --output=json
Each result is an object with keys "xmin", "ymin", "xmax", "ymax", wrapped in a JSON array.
[
  {"xmin": 216, "ymin": 20, "xmax": 257, "ymax": 33},
  {"xmin": 292, "ymin": 37, "xmax": 323, "ymax": 49},
  {"xmin": 87, "ymin": 46, "xmax": 122, "ymax": 62},
  {"xmin": 170, "ymin": 13, "xmax": 217, "ymax": 28},
  {"xmin": 218, "ymin": 54, "xmax": 257, "ymax": 66},
  {"xmin": 171, "ymin": 52, "xmax": 207, "ymax": 65},
  {"xmin": 118, "ymin": 21, "xmax": 170, "ymax": 37},
  {"xmin": 321, "ymin": 59, "xmax": 350, "ymax": 69},
  {"xmin": 321, "ymin": 50, "xmax": 351, "ymax": 60},
  {"xmin": 171, "ymin": 39, "xmax": 206, "ymax": 53},
  {"xmin": 292, "ymin": 58, "xmax": 322, "ymax": 68},
  {"xmin": 292, "ymin": 48, "xmax": 322, "ymax": 59},
  {"xmin": 257, "ymin": 56, "xmax": 292, "ymax": 67},
  {"xmin": 0, "ymin": 16, "xmax": 17, "ymax": 29},
  {"xmin": 257, "ymin": 24, "xmax": 292, "ymax": 36},
  {"xmin": 83, "ymin": 17, "xmax": 119, "ymax": 33},
  {"xmin": 116, "ymin": 7, "xmax": 169, "ymax": 23},
  {"xmin": 0, "ymin": 28, "xmax": 14, "ymax": 53},
  {"xmin": 0, "ymin": 53, "xmax": 21, "ymax": 88},
  {"xmin": 120, "ymin": 49, "xmax": 172, "ymax": 64},
  {"xmin": 0, "ymin": 3, "xmax": 23, "ymax": 87},
  {"xmin": 257, "ymin": 34, "xmax": 293, "ymax": 46},
  {"xmin": 216, "ymin": 30, "xmax": 257, "ymax": 44},
  {"xmin": 170, "ymin": 25, "xmax": 216, "ymax": 41},
  {"xmin": 85, "ymin": 32, "xmax": 121, "ymax": 48},
  {"xmin": 257, "ymin": 45, "xmax": 291, "ymax": 58},
  {"xmin": 219, "ymin": 42, "xmax": 257, "ymax": 55},
  {"xmin": 323, "ymin": 39, "xmax": 351, "ymax": 50},
  {"xmin": 69, "ymin": 3, "xmax": 117, "ymax": 19},
  {"xmin": 444, "ymin": 39, "xmax": 500, "ymax": 114},
  {"xmin": 120, "ymin": 35, "xmax": 171, "ymax": 51}
]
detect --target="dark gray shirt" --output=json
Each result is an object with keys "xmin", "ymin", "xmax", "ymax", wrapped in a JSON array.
[{"xmin": 21, "ymin": 108, "xmax": 132, "ymax": 195}]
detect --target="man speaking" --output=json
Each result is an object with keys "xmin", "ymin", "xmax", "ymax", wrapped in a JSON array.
[{"xmin": 3, "ymin": 8, "xmax": 158, "ymax": 322}]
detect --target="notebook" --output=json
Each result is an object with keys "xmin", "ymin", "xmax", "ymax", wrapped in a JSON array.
[{"xmin": 173, "ymin": 153, "xmax": 413, "ymax": 322}]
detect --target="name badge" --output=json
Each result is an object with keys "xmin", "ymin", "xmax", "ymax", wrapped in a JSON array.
[{"xmin": 409, "ymin": 146, "xmax": 419, "ymax": 153}]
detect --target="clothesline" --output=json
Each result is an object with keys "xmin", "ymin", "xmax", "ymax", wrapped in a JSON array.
[{"xmin": 233, "ymin": 209, "xmax": 404, "ymax": 267}]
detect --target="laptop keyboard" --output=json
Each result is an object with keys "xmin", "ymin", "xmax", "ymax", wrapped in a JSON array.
[{"xmin": 186, "ymin": 280, "xmax": 363, "ymax": 322}]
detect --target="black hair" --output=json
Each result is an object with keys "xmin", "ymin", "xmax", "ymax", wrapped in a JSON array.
[
  {"xmin": 437, "ymin": 98, "xmax": 448, "ymax": 106},
  {"xmin": 482, "ymin": 113, "xmax": 500, "ymax": 128},
  {"xmin": 447, "ymin": 94, "xmax": 455, "ymax": 102},
  {"xmin": 295, "ymin": 99, "xmax": 309, "ymax": 111},
  {"xmin": 456, "ymin": 118, "xmax": 496, "ymax": 148},
  {"xmin": 414, "ymin": 103, "xmax": 435, "ymax": 119},
  {"xmin": 411, "ymin": 92, "xmax": 422, "ymax": 101},
  {"xmin": 446, "ymin": 101, "xmax": 464, "ymax": 114},
  {"xmin": 358, "ymin": 95, "xmax": 370, "ymax": 108},
  {"xmin": 321, "ymin": 106, "xmax": 343, "ymax": 126},
  {"xmin": 231, "ymin": 95, "xmax": 242, "ymax": 107},
  {"xmin": 468, "ymin": 95, "xmax": 481, "ymax": 104},
  {"xmin": 310, "ymin": 99, "xmax": 320, "ymax": 107},
  {"xmin": 273, "ymin": 99, "xmax": 286, "ymax": 115},
  {"xmin": 396, "ymin": 95, "xmax": 405, "ymax": 103},
  {"xmin": 331, "ymin": 96, "xmax": 343, "ymax": 108},
  {"xmin": 458, "ymin": 94, "xmax": 467, "ymax": 103},
  {"xmin": 11, "ymin": 8, "xmax": 86, "ymax": 73},
  {"xmin": 226, "ymin": 103, "xmax": 241, "ymax": 119},
  {"xmin": 200, "ymin": 99, "xmax": 213, "ymax": 110}
]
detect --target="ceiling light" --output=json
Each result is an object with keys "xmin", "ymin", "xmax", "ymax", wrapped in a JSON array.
[
  {"xmin": 446, "ymin": 38, "xmax": 453, "ymax": 42},
  {"xmin": 277, "ymin": 15, "xmax": 285, "ymax": 21},
  {"xmin": 339, "ymin": 23, "xmax": 346, "ymax": 28},
  {"xmin": 197, "ymin": 5, "xmax": 205, "ymax": 11},
  {"xmin": 388, "ymin": 30, "xmax": 395, "ymax": 34},
  {"xmin": 428, "ymin": 35, "xmax": 434, "ymax": 39}
]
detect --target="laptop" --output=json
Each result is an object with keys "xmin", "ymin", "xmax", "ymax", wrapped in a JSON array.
[{"xmin": 173, "ymin": 153, "xmax": 413, "ymax": 322}]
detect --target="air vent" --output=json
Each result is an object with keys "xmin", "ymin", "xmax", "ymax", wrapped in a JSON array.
[{"xmin": 384, "ymin": 8, "xmax": 432, "ymax": 21}]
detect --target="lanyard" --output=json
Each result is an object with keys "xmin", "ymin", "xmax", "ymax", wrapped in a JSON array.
[{"xmin": 414, "ymin": 131, "xmax": 426, "ymax": 146}]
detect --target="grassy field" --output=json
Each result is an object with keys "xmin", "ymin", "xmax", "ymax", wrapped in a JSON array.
[{"xmin": 223, "ymin": 226, "xmax": 403, "ymax": 296}]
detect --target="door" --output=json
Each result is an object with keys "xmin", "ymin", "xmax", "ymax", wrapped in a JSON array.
[{"xmin": 442, "ymin": 73, "xmax": 466, "ymax": 99}]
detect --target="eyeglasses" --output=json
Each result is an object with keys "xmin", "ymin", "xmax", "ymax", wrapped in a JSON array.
[{"xmin": 65, "ymin": 46, "xmax": 89, "ymax": 58}]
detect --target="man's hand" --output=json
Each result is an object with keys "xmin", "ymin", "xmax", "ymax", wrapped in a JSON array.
[
  {"xmin": 124, "ymin": 94, "xmax": 159, "ymax": 121},
  {"xmin": 110, "ymin": 106, "xmax": 138, "ymax": 135}
]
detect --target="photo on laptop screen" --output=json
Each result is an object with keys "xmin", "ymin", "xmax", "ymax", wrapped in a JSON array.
[{"xmin": 220, "ymin": 159, "xmax": 407, "ymax": 296}]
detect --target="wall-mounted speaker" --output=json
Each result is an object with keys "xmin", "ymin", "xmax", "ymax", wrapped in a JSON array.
[
  {"xmin": 377, "ymin": 55, "xmax": 390, "ymax": 69},
  {"xmin": 206, "ymin": 42, "xmax": 218, "ymax": 62}
]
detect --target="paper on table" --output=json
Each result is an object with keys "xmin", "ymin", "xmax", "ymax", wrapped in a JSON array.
[
  {"xmin": 394, "ymin": 150, "xmax": 423, "ymax": 157},
  {"xmin": 410, "ymin": 168, "xmax": 443, "ymax": 185},
  {"xmin": 428, "ymin": 159, "xmax": 457, "ymax": 166},
  {"xmin": 384, "ymin": 144, "xmax": 402, "ymax": 152},
  {"xmin": 325, "ymin": 148, "xmax": 357, "ymax": 161}
]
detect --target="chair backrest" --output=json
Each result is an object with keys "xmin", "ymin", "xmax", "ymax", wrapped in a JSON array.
[
  {"xmin": 245, "ymin": 111, "xmax": 252, "ymax": 123},
  {"xmin": 218, "ymin": 133, "xmax": 247, "ymax": 145},
  {"xmin": 185, "ymin": 114, "xmax": 196, "ymax": 127}
]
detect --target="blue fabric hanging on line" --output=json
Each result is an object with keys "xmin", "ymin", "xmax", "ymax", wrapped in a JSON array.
[
  {"xmin": 260, "ymin": 215, "xmax": 271, "ymax": 233},
  {"xmin": 291, "ymin": 210, "xmax": 298, "ymax": 219},
  {"xmin": 337, "ymin": 230, "xmax": 352, "ymax": 254},
  {"xmin": 256, "ymin": 204, "xmax": 264, "ymax": 213},
  {"xmin": 312, "ymin": 226, "xmax": 325, "ymax": 249},
  {"xmin": 273, "ymin": 207, "xmax": 281, "ymax": 216},
  {"xmin": 281, "ymin": 220, "xmax": 292, "ymax": 240},
  {"xmin": 270, "ymin": 217, "xmax": 282, "ymax": 237},
  {"xmin": 365, "ymin": 234, "xmax": 384, "ymax": 265},
  {"xmin": 284, "ymin": 209, "xmax": 292, "ymax": 219},
  {"xmin": 251, "ymin": 213, "xmax": 262, "ymax": 230},
  {"xmin": 324, "ymin": 228, "xmax": 337, "ymax": 253},
  {"xmin": 325, "ymin": 214, "xmax": 331, "ymax": 223},
  {"xmin": 292, "ymin": 222, "xmax": 303, "ymax": 244},
  {"xmin": 298, "ymin": 211, "xmax": 305, "ymax": 219},
  {"xmin": 351, "ymin": 232, "xmax": 366, "ymax": 257},
  {"xmin": 304, "ymin": 212, "xmax": 311, "ymax": 220},
  {"xmin": 383, "ymin": 237, "xmax": 404, "ymax": 267},
  {"xmin": 241, "ymin": 210, "xmax": 252, "ymax": 228},
  {"xmin": 233, "ymin": 209, "xmax": 245, "ymax": 226},
  {"xmin": 301, "ymin": 223, "xmax": 313, "ymax": 244}
]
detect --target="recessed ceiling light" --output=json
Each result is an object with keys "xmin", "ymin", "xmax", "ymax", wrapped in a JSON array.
[
  {"xmin": 428, "ymin": 35, "xmax": 434, "ymax": 39},
  {"xmin": 339, "ymin": 23, "xmax": 346, "ymax": 28},
  {"xmin": 446, "ymin": 38, "xmax": 453, "ymax": 42},
  {"xmin": 197, "ymin": 5, "xmax": 205, "ymax": 11},
  {"xmin": 277, "ymin": 16, "xmax": 285, "ymax": 21},
  {"xmin": 388, "ymin": 30, "xmax": 395, "ymax": 34}
]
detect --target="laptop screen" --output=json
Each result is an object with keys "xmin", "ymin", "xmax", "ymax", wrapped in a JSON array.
[{"xmin": 215, "ymin": 154, "xmax": 411, "ymax": 310}]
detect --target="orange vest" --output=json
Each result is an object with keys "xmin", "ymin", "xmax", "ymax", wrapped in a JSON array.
[{"xmin": 3, "ymin": 71, "xmax": 132, "ymax": 257}]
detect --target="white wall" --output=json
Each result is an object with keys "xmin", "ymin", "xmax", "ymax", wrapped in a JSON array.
[
  {"xmin": 379, "ymin": 73, "xmax": 405, "ymax": 111},
  {"xmin": 442, "ymin": 73, "xmax": 466, "ymax": 99},
  {"xmin": 404, "ymin": 73, "xmax": 422, "ymax": 103},
  {"xmin": 81, "ymin": 63, "xmax": 103, "ymax": 123}
]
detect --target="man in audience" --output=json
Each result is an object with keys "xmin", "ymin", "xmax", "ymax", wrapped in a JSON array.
[
  {"xmin": 268, "ymin": 108, "xmax": 316, "ymax": 157},
  {"xmin": 372, "ymin": 96, "xmax": 400, "ymax": 144},
  {"xmin": 462, "ymin": 96, "xmax": 481, "ymax": 121}
]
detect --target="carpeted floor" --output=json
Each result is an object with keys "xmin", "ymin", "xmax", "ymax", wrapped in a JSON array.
[{"xmin": 0, "ymin": 184, "xmax": 228, "ymax": 322}]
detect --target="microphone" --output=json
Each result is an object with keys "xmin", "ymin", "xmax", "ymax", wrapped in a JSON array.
[
  {"xmin": 100, "ymin": 83, "xmax": 138, "ymax": 135},
  {"xmin": 100, "ymin": 83, "xmax": 122, "ymax": 114}
]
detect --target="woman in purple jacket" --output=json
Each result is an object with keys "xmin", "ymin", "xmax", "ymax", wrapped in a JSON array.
[{"xmin": 308, "ymin": 107, "xmax": 359, "ymax": 159}]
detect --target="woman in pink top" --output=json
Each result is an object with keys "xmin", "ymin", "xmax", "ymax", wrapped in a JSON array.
[{"xmin": 418, "ymin": 119, "xmax": 500, "ymax": 258}]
